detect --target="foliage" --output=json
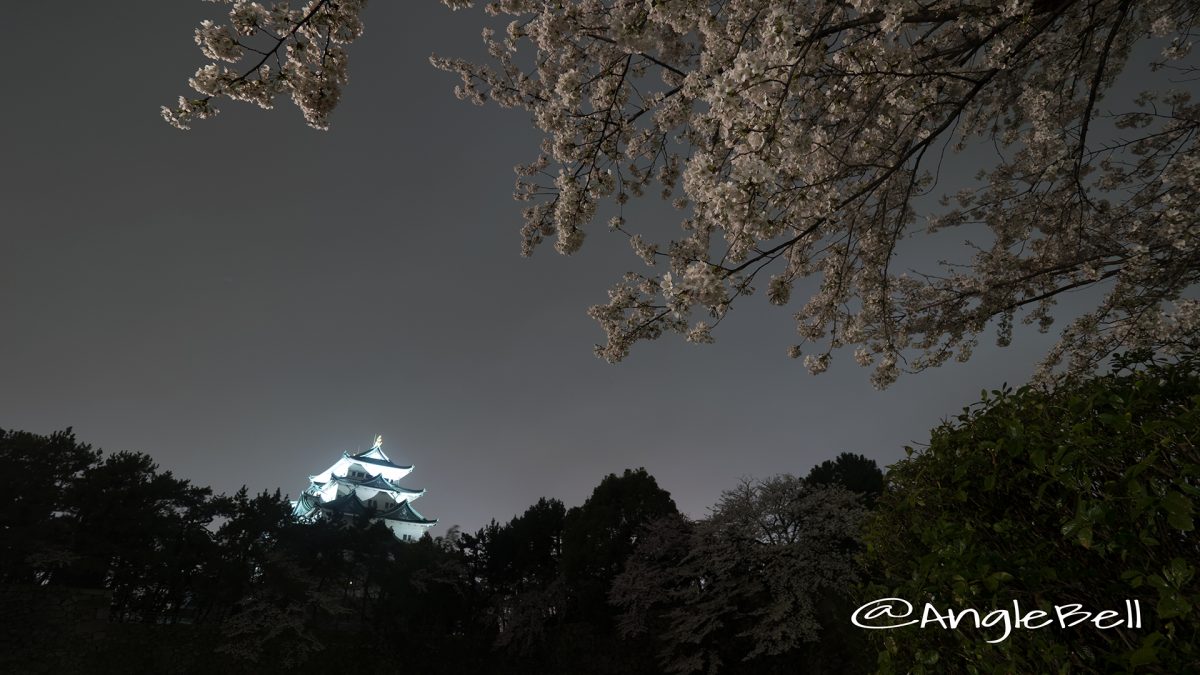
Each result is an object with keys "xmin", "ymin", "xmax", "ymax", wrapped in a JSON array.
[
  {"xmin": 806, "ymin": 451, "xmax": 885, "ymax": 505},
  {"xmin": 0, "ymin": 428, "xmax": 98, "ymax": 584},
  {"xmin": 561, "ymin": 467, "xmax": 679, "ymax": 622},
  {"xmin": 613, "ymin": 476, "xmax": 872, "ymax": 674},
  {"xmin": 863, "ymin": 351, "xmax": 1200, "ymax": 673},
  {"xmin": 167, "ymin": 0, "xmax": 1200, "ymax": 387},
  {"xmin": 62, "ymin": 451, "xmax": 220, "ymax": 618},
  {"xmin": 1, "ymin": 427, "xmax": 889, "ymax": 673},
  {"xmin": 0, "ymin": 432, "xmax": 685, "ymax": 673},
  {"xmin": 19, "ymin": 392, "xmax": 1194, "ymax": 674},
  {"xmin": 459, "ymin": 496, "xmax": 567, "ymax": 652}
]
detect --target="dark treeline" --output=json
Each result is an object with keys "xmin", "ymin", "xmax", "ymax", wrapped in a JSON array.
[
  {"xmin": 2, "ymin": 351, "xmax": 1197, "ymax": 674},
  {"xmin": 0, "ymin": 426, "xmax": 879, "ymax": 675}
]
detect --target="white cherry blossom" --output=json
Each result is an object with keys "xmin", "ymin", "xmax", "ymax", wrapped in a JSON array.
[
  {"xmin": 163, "ymin": 0, "xmax": 367, "ymax": 130},
  {"xmin": 167, "ymin": 0, "xmax": 1200, "ymax": 387},
  {"xmin": 427, "ymin": 0, "xmax": 1199, "ymax": 386}
]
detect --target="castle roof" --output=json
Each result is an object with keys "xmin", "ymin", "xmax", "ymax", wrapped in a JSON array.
[
  {"xmin": 308, "ymin": 451, "xmax": 413, "ymax": 484},
  {"xmin": 345, "ymin": 451, "xmax": 413, "ymax": 471},
  {"xmin": 317, "ymin": 492, "xmax": 437, "ymax": 526},
  {"xmin": 293, "ymin": 436, "xmax": 435, "ymax": 538},
  {"xmin": 293, "ymin": 492, "xmax": 321, "ymax": 518},
  {"xmin": 378, "ymin": 500, "xmax": 437, "ymax": 526},
  {"xmin": 312, "ymin": 473, "xmax": 425, "ymax": 497}
]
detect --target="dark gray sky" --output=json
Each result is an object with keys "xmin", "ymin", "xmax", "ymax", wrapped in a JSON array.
[{"xmin": 2, "ymin": 2, "xmax": 1088, "ymax": 533}]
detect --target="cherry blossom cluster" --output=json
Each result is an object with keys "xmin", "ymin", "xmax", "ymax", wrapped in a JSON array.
[
  {"xmin": 163, "ymin": 0, "xmax": 367, "ymax": 130},
  {"xmin": 431, "ymin": 0, "xmax": 1199, "ymax": 386},
  {"xmin": 163, "ymin": 0, "xmax": 1198, "ymax": 386},
  {"xmin": 611, "ymin": 476, "xmax": 867, "ymax": 672}
]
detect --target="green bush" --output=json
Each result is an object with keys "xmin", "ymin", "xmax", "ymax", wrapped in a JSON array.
[{"xmin": 864, "ymin": 352, "xmax": 1199, "ymax": 674}]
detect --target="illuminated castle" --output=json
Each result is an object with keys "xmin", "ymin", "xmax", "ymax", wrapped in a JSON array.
[{"xmin": 292, "ymin": 436, "xmax": 436, "ymax": 541}]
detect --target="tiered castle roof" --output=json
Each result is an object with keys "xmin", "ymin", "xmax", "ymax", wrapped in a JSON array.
[{"xmin": 292, "ymin": 436, "xmax": 436, "ymax": 540}]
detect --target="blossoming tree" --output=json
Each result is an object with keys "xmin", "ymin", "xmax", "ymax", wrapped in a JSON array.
[
  {"xmin": 611, "ymin": 476, "xmax": 870, "ymax": 674},
  {"xmin": 165, "ymin": 0, "xmax": 1199, "ymax": 387}
]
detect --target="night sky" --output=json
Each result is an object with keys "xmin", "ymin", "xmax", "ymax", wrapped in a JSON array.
[{"xmin": 3, "ymin": 2, "xmax": 1107, "ymax": 533}]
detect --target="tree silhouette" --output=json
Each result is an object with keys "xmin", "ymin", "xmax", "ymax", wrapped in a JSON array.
[{"xmin": 806, "ymin": 452, "xmax": 885, "ymax": 505}]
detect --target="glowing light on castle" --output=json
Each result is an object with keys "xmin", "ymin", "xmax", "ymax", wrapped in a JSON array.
[{"xmin": 292, "ymin": 435, "xmax": 436, "ymax": 541}]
